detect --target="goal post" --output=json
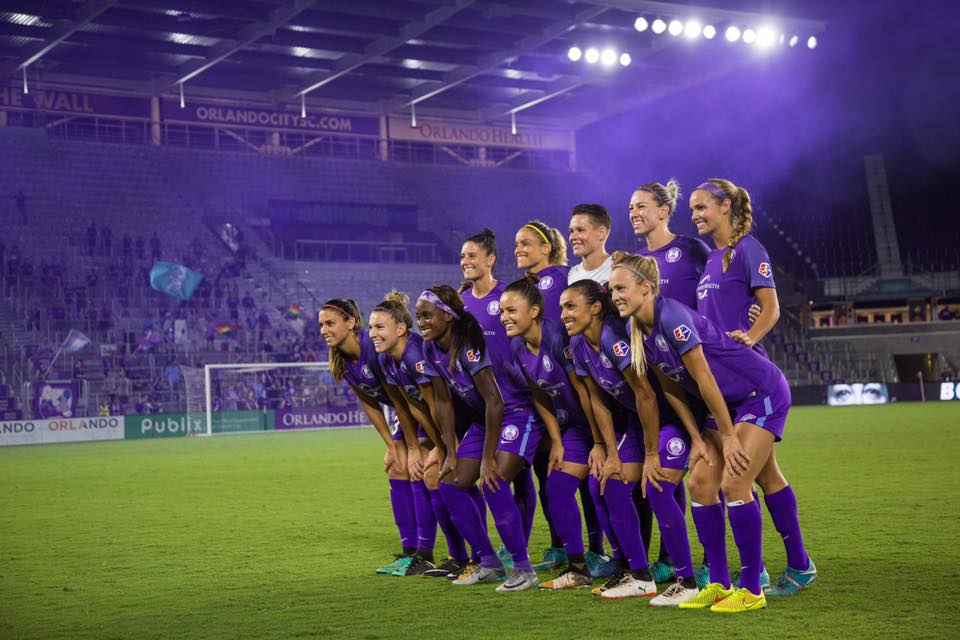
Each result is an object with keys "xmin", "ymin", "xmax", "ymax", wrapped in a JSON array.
[{"xmin": 181, "ymin": 361, "xmax": 376, "ymax": 437}]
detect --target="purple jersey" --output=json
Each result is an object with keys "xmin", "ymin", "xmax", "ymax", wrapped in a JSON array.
[
  {"xmin": 643, "ymin": 296, "xmax": 787, "ymax": 405},
  {"xmin": 462, "ymin": 282, "xmax": 533, "ymax": 412},
  {"xmin": 510, "ymin": 318, "xmax": 589, "ymax": 431},
  {"xmin": 570, "ymin": 316, "xmax": 636, "ymax": 414},
  {"xmin": 342, "ymin": 332, "xmax": 392, "ymax": 406},
  {"xmin": 378, "ymin": 333, "xmax": 435, "ymax": 402},
  {"xmin": 639, "ymin": 235, "xmax": 711, "ymax": 308},
  {"xmin": 697, "ymin": 234, "xmax": 774, "ymax": 358},
  {"xmin": 421, "ymin": 339, "xmax": 491, "ymax": 415},
  {"xmin": 533, "ymin": 265, "xmax": 570, "ymax": 323}
]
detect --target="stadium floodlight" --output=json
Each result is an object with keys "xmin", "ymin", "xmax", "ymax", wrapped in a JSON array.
[
  {"xmin": 300, "ymin": 93, "xmax": 306, "ymax": 119},
  {"xmin": 668, "ymin": 19, "xmax": 683, "ymax": 36},
  {"xmin": 789, "ymin": 34, "xmax": 799, "ymax": 47},
  {"xmin": 807, "ymin": 35, "xmax": 818, "ymax": 49},
  {"xmin": 652, "ymin": 18, "xmax": 667, "ymax": 34},
  {"xmin": 779, "ymin": 33, "xmax": 786, "ymax": 45},
  {"xmin": 634, "ymin": 17, "xmax": 649, "ymax": 32},
  {"xmin": 703, "ymin": 24, "xmax": 717, "ymax": 39},
  {"xmin": 619, "ymin": 52, "xmax": 632, "ymax": 66},
  {"xmin": 584, "ymin": 47, "xmax": 600, "ymax": 63},
  {"xmin": 684, "ymin": 21, "xmax": 702, "ymax": 38},
  {"xmin": 568, "ymin": 46, "xmax": 582, "ymax": 61},
  {"xmin": 757, "ymin": 27, "xmax": 776, "ymax": 47},
  {"xmin": 742, "ymin": 28, "xmax": 757, "ymax": 44},
  {"xmin": 511, "ymin": 111, "xmax": 517, "ymax": 135},
  {"xmin": 725, "ymin": 26, "xmax": 741, "ymax": 42},
  {"xmin": 601, "ymin": 48, "xmax": 617, "ymax": 66},
  {"xmin": 179, "ymin": 81, "xmax": 185, "ymax": 108},
  {"xmin": 22, "ymin": 67, "xmax": 28, "ymax": 94},
  {"xmin": 410, "ymin": 102, "xmax": 417, "ymax": 127}
]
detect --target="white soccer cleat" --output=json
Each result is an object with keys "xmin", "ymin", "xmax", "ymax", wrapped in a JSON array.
[
  {"xmin": 649, "ymin": 580, "xmax": 700, "ymax": 607},
  {"xmin": 495, "ymin": 569, "xmax": 540, "ymax": 592},
  {"xmin": 452, "ymin": 564, "xmax": 504, "ymax": 585},
  {"xmin": 600, "ymin": 574, "xmax": 657, "ymax": 600}
]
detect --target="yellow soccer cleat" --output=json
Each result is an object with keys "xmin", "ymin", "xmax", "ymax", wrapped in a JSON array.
[
  {"xmin": 678, "ymin": 582, "xmax": 735, "ymax": 609},
  {"xmin": 709, "ymin": 587, "xmax": 767, "ymax": 613}
]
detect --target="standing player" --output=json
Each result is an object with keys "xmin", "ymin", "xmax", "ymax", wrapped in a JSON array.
[
  {"xmin": 568, "ymin": 204, "xmax": 614, "ymax": 284},
  {"xmin": 417, "ymin": 286, "xmax": 550, "ymax": 592},
  {"xmin": 691, "ymin": 179, "xmax": 815, "ymax": 596},
  {"xmin": 320, "ymin": 298, "xmax": 429, "ymax": 576},
  {"xmin": 609, "ymin": 253, "xmax": 801, "ymax": 612},
  {"xmin": 368, "ymin": 292, "xmax": 469, "ymax": 578}
]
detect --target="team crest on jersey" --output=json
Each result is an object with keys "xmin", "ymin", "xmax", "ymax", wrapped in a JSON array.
[
  {"xmin": 415, "ymin": 360, "xmax": 425, "ymax": 374},
  {"xmin": 655, "ymin": 334, "xmax": 669, "ymax": 352},
  {"xmin": 673, "ymin": 324, "xmax": 692, "ymax": 342},
  {"xmin": 666, "ymin": 247, "xmax": 682, "ymax": 263},
  {"xmin": 612, "ymin": 340, "xmax": 629, "ymax": 357},
  {"xmin": 657, "ymin": 362, "xmax": 682, "ymax": 383},
  {"xmin": 667, "ymin": 437, "xmax": 686, "ymax": 456},
  {"xmin": 600, "ymin": 353, "xmax": 614, "ymax": 369},
  {"xmin": 487, "ymin": 300, "xmax": 500, "ymax": 315},
  {"xmin": 466, "ymin": 349, "xmax": 481, "ymax": 363},
  {"xmin": 563, "ymin": 346, "xmax": 573, "ymax": 360},
  {"xmin": 556, "ymin": 409, "xmax": 568, "ymax": 425},
  {"xmin": 361, "ymin": 365, "xmax": 374, "ymax": 379},
  {"xmin": 501, "ymin": 424, "xmax": 519, "ymax": 441},
  {"xmin": 538, "ymin": 275, "xmax": 554, "ymax": 290},
  {"xmin": 542, "ymin": 355, "xmax": 554, "ymax": 372},
  {"xmin": 758, "ymin": 262, "xmax": 772, "ymax": 278}
]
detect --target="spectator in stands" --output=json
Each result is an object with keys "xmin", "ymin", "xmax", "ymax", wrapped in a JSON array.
[
  {"xmin": 109, "ymin": 395, "xmax": 123, "ymax": 417},
  {"xmin": 98, "ymin": 400, "xmax": 110, "ymax": 416},
  {"xmin": 164, "ymin": 361, "xmax": 182, "ymax": 394},
  {"xmin": 73, "ymin": 360, "xmax": 85, "ymax": 380}
]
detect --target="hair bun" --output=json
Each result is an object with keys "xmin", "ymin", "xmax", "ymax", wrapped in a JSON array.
[{"xmin": 384, "ymin": 290, "xmax": 409, "ymax": 306}]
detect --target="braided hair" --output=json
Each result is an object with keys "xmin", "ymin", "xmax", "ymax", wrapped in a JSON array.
[{"xmin": 702, "ymin": 178, "xmax": 753, "ymax": 272}]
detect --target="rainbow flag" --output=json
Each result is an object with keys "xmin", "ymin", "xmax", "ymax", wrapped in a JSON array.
[
  {"xmin": 215, "ymin": 323, "xmax": 239, "ymax": 337},
  {"xmin": 284, "ymin": 303, "xmax": 304, "ymax": 320}
]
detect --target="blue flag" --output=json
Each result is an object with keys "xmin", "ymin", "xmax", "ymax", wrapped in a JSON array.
[
  {"xmin": 149, "ymin": 262, "xmax": 203, "ymax": 301},
  {"xmin": 63, "ymin": 329, "xmax": 91, "ymax": 353}
]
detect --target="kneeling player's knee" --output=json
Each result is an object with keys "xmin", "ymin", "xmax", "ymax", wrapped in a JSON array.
[
  {"xmin": 687, "ymin": 467, "xmax": 717, "ymax": 503},
  {"xmin": 719, "ymin": 474, "xmax": 753, "ymax": 502}
]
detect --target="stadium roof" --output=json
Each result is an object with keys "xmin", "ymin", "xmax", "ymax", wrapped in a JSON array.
[{"xmin": 0, "ymin": 0, "xmax": 826, "ymax": 129}]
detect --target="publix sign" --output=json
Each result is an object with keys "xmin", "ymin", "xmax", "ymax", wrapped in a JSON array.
[{"xmin": 125, "ymin": 413, "xmax": 204, "ymax": 439}]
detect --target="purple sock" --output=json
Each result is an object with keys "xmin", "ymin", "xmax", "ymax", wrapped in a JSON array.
[
  {"xmin": 484, "ymin": 477, "xmax": 532, "ymax": 572},
  {"xmin": 601, "ymin": 480, "xmax": 648, "ymax": 571},
  {"xmin": 389, "ymin": 479, "xmax": 417, "ymax": 553},
  {"xmin": 692, "ymin": 502, "xmax": 730, "ymax": 587},
  {"xmin": 588, "ymin": 476, "xmax": 621, "ymax": 560},
  {"xmin": 764, "ymin": 485, "xmax": 810, "ymax": 570},
  {"xmin": 438, "ymin": 483, "xmax": 498, "ymax": 567},
  {"xmin": 512, "ymin": 466, "xmax": 537, "ymax": 544},
  {"xmin": 467, "ymin": 485, "xmax": 488, "ymax": 534},
  {"xmin": 579, "ymin": 479, "xmax": 605, "ymax": 554},
  {"xmin": 675, "ymin": 482, "xmax": 687, "ymax": 514},
  {"xmin": 430, "ymin": 489, "xmax": 468, "ymax": 563},
  {"xmin": 546, "ymin": 471, "xmax": 585, "ymax": 557},
  {"xmin": 647, "ymin": 481, "xmax": 694, "ymax": 578},
  {"xmin": 728, "ymin": 500, "xmax": 763, "ymax": 595},
  {"xmin": 411, "ymin": 481, "xmax": 436, "ymax": 555}
]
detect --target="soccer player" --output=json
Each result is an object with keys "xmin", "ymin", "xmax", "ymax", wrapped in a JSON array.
[
  {"xmin": 609, "ymin": 253, "xmax": 800, "ymax": 613},
  {"xmin": 567, "ymin": 204, "xmax": 613, "ymax": 284},
  {"xmin": 690, "ymin": 179, "xmax": 815, "ymax": 596},
  {"xmin": 368, "ymin": 291, "xmax": 468, "ymax": 578},
  {"xmin": 417, "ymin": 286, "xmax": 548, "ymax": 592},
  {"xmin": 319, "ymin": 298, "xmax": 428, "ymax": 576},
  {"xmin": 499, "ymin": 275, "xmax": 601, "ymax": 589}
]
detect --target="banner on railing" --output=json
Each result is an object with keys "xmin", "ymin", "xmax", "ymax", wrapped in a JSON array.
[
  {"xmin": 388, "ymin": 116, "xmax": 574, "ymax": 151},
  {"xmin": 33, "ymin": 380, "xmax": 79, "ymax": 418},
  {"xmin": 1, "ymin": 84, "xmax": 149, "ymax": 118},
  {"xmin": 161, "ymin": 98, "xmax": 379, "ymax": 136},
  {"xmin": 0, "ymin": 416, "xmax": 124, "ymax": 447}
]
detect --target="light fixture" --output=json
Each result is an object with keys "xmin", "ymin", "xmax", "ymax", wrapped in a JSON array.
[
  {"xmin": 789, "ymin": 35, "xmax": 799, "ymax": 47},
  {"xmin": 634, "ymin": 17, "xmax": 648, "ymax": 32},
  {"xmin": 300, "ymin": 93, "xmax": 306, "ymax": 119},
  {"xmin": 652, "ymin": 18, "xmax": 667, "ymax": 34},
  {"xmin": 807, "ymin": 35, "xmax": 818, "ymax": 49},
  {"xmin": 703, "ymin": 24, "xmax": 717, "ymax": 39},
  {"xmin": 742, "ymin": 28, "xmax": 756, "ymax": 44},
  {"xmin": 668, "ymin": 19, "xmax": 683, "ymax": 36},
  {"xmin": 756, "ymin": 27, "xmax": 775, "ymax": 47},
  {"xmin": 619, "ymin": 52, "xmax": 632, "ymax": 66},
  {"xmin": 179, "ymin": 82, "xmax": 185, "ymax": 108},
  {"xmin": 511, "ymin": 111, "xmax": 517, "ymax": 136},
  {"xmin": 601, "ymin": 49, "xmax": 617, "ymax": 66},
  {"xmin": 568, "ymin": 46, "xmax": 582, "ymax": 61},
  {"xmin": 22, "ymin": 66, "xmax": 28, "ymax": 94},
  {"xmin": 725, "ymin": 26, "xmax": 741, "ymax": 42},
  {"xmin": 411, "ymin": 102, "xmax": 417, "ymax": 127},
  {"xmin": 584, "ymin": 47, "xmax": 600, "ymax": 63},
  {"xmin": 684, "ymin": 21, "xmax": 702, "ymax": 38}
]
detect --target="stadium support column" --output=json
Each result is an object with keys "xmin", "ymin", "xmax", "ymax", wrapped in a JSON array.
[
  {"xmin": 150, "ymin": 96, "xmax": 161, "ymax": 146},
  {"xmin": 379, "ymin": 116, "xmax": 388, "ymax": 161}
]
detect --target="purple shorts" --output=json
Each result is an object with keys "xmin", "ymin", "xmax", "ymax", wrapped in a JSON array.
[
  {"xmin": 614, "ymin": 428, "xmax": 644, "ymax": 464},
  {"xmin": 457, "ymin": 423, "xmax": 485, "ymax": 460},
  {"xmin": 497, "ymin": 409, "xmax": 545, "ymax": 465},
  {"xmin": 388, "ymin": 411, "xmax": 429, "ymax": 442},
  {"xmin": 562, "ymin": 426, "xmax": 593, "ymax": 465},
  {"xmin": 703, "ymin": 377, "xmax": 791, "ymax": 442},
  {"xmin": 658, "ymin": 424, "xmax": 689, "ymax": 470}
]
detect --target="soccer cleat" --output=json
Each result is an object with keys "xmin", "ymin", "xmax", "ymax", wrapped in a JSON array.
[
  {"xmin": 532, "ymin": 547, "xmax": 568, "ymax": 572},
  {"xmin": 496, "ymin": 545, "xmax": 514, "ymax": 572},
  {"xmin": 767, "ymin": 560, "xmax": 817, "ymax": 596},
  {"xmin": 540, "ymin": 568, "xmax": 594, "ymax": 590},
  {"xmin": 449, "ymin": 560, "xmax": 479, "ymax": 581},
  {"xmin": 678, "ymin": 582, "xmax": 735, "ymax": 609},
  {"xmin": 693, "ymin": 564, "xmax": 711, "ymax": 590},
  {"xmin": 376, "ymin": 555, "xmax": 410, "ymax": 575},
  {"xmin": 732, "ymin": 566, "xmax": 771, "ymax": 592},
  {"xmin": 710, "ymin": 587, "xmax": 767, "ymax": 613},
  {"xmin": 591, "ymin": 568, "xmax": 627, "ymax": 596},
  {"xmin": 496, "ymin": 569, "xmax": 540, "ymax": 592},
  {"xmin": 600, "ymin": 574, "xmax": 657, "ymax": 600},
  {"xmin": 585, "ymin": 551, "xmax": 617, "ymax": 578},
  {"xmin": 452, "ymin": 564, "xmax": 505, "ymax": 586},
  {"xmin": 424, "ymin": 557, "xmax": 462, "ymax": 578},
  {"xmin": 401, "ymin": 555, "xmax": 436, "ymax": 576},
  {"xmin": 650, "ymin": 580, "xmax": 700, "ymax": 607},
  {"xmin": 649, "ymin": 560, "xmax": 676, "ymax": 583}
]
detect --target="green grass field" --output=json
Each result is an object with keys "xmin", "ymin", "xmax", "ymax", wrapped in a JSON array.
[{"xmin": 2, "ymin": 403, "xmax": 959, "ymax": 639}]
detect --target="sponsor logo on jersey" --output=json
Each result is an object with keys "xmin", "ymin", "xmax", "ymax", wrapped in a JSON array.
[
  {"xmin": 563, "ymin": 346, "xmax": 573, "ymax": 360},
  {"xmin": 666, "ymin": 437, "xmax": 686, "ymax": 456},
  {"xmin": 666, "ymin": 247, "xmax": 682, "ymax": 263},
  {"xmin": 758, "ymin": 262, "xmax": 772, "ymax": 278},
  {"xmin": 740, "ymin": 413, "xmax": 758, "ymax": 423},
  {"xmin": 655, "ymin": 334, "xmax": 669, "ymax": 352},
  {"xmin": 673, "ymin": 324, "xmax": 692, "ymax": 342},
  {"xmin": 612, "ymin": 340, "xmax": 629, "ymax": 357},
  {"xmin": 415, "ymin": 360, "xmax": 425, "ymax": 374},
  {"xmin": 501, "ymin": 424, "xmax": 519, "ymax": 441},
  {"xmin": 556, "ymin": 409, "xmax": 568, "ymax": 425},
  {"xmin": 542, "ymin": 355, "xmax": 553, "ymax": 372},
  {"xmin": 657, "ymin": 362, "xmax": 683, "ymax": 383},
  {"xmin": 361, "ymin": 365, "xmax": 374, "ymax": 379},
  {"xmin": 466, "ymin": 349, "xmax": 481, "ymax": 362},
  {"xmin": 600, "ymin": 353, "xmax": 614, "ymax": 369},
  {"xmin": 487, "ymin": 300, "xmax": 500, "ymax": 315},
  {"xmin": 538, "ymin": 275, "xmax": 554, "ymax": 290}
]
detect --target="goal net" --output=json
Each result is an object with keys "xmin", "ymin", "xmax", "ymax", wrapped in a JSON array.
[{"xmin": 182, "ymin": 362, "xmax": 373, "ymax": 436}]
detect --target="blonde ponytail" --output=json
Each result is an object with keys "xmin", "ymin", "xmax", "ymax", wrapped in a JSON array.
[{"xmin": 629, "ymin": 316, "xmax": 648, "ymax": 376}]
